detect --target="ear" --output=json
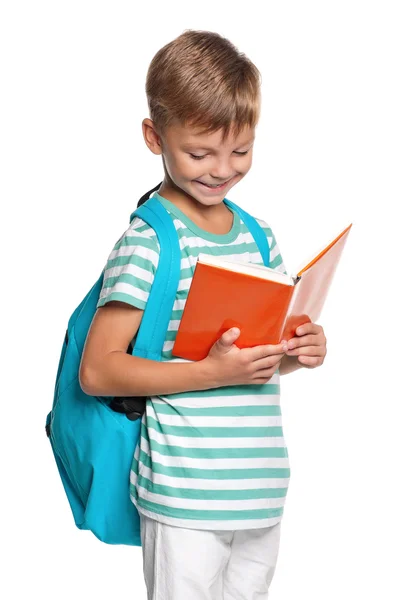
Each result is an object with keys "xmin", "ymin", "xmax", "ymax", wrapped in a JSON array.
[{"xmin": 142, "ymin": 118, "xmax": 162, "ymax": 155}]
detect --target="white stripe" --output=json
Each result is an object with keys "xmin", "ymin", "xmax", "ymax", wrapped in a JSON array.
[
  {"xmin": 130, "ymin": 217, "xmax": 154, "ymax": 231},
  {"xmin": 146, "ymin": 410, "xmax": 283, "ymax": 429},
  {"xmin": 179, "ymin": 249, "xmax": 273, "ymax": 274},
  {"xmin": 143, "ymin": 426, "xmax": 287, "ymax": 449},
  {"xmin": 167, "ymin": 320, "xmax": 181, "ymax": 331},
  {"xmin": 178, "ymin": 276, "xmax": 192, "ymax": 291},
  {"xmin": 255, "ymin": 218, "xmax": 270, "ymax": 229},
  {"xmin": 163, "ymin": 340, "xmax": 175, "ymax": 351},
  {"xmin": 143, "ymin": 443, "xmax": 289, "ymax": 472},
  {"xmin": 151, "ymin": 393, "xmax": 281, "ymax": 409},
  {"xmin": 180, "ymin": 255, "xmax": 197, "ymax": 270},
  {"xmin": 108, "ymin": 244, "xmax": 159, "ymax": 267},
  {"xmin": 131, "ymin": 461, "xmax": 290, "ymax": 490},
  {"xmin": 275, "ymin": 262, "xmax": 287, "ymax": 274},
  {"xmin": 104, "ymin": 262, "xmax": 154, "ymax": 285},
  {"xmin": 270, "ymin": 242, "xmax": 282, "ymax": 264},
  {"xmin": 177, "ymin": 230, "xmax": 268, "ymax": 251},
  {"xmin": 172, "ymin": 298, "xmax": 186, "ymax": 312},
  {"xmin": 248, "ymin": 250, "xmax": 265, "ymax": 263},
  {"xmin": 135, "ymin": 485, "xmax": 286, "ymax": 512}
]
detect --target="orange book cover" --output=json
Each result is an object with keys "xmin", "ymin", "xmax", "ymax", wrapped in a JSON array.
[{"xmin": 172, "ymin": 224, "xmax": 352, "ymax": 362}]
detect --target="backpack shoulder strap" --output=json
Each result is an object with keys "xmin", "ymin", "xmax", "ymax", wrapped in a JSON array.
[
  {"xmin": 223, "ymin": 199, "xmax": 270, "ymax": 267},
  {"xmin": 129, "ymin": 197, "xmax": 180, "ymax": 361}
]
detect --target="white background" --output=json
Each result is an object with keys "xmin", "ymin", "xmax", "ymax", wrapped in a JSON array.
[{"xmin": 1, "ymin": 1, "xmax": 393, "ymax": 598}]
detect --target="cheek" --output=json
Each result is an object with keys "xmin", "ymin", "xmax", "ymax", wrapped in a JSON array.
[
  {"xmin": 241, "ymin": 155, "xmax": 253, "ymax": 174},
  {"xmin": 169, "ymin": 154, "xmax": 202, "ymax": 180}
]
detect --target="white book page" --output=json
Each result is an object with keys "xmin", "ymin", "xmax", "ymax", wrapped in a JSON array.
[{"xmin": 197, "ymin": 253, "xmax": 295, "ymax": 286}]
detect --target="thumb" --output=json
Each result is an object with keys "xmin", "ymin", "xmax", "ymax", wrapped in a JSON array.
[{"xmin": 215, "ymin": 327, "xmax": 241, "ymax": 352}]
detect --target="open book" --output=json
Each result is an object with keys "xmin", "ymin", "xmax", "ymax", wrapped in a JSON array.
[{"xmin": 172, "ymin": 224, "xmax": 352, "ymax": 361}]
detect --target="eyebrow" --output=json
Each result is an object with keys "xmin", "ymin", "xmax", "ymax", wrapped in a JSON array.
[{"xmin": 182, "ymin": 138, "xmax": 255, "ymax": 151}]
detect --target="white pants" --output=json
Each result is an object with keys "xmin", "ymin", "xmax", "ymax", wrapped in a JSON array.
[{"xmin": 139, "ymin": 514, "xmax": 281, "ymax": 600}]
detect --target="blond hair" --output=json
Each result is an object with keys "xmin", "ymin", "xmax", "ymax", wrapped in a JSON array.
[{"xmin": 145, "ymin": 30, "xmax": 261, "ymax": 140}]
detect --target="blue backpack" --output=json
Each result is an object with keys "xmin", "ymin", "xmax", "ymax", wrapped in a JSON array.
[{"xmin": 45, "ymin": 183, "xmax": 270, "ymax": 546}]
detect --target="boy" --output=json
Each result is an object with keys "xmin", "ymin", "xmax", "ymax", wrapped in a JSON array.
[{"xmin": 80, "ymin": 30, "xmax": 327, "ymax": 600}]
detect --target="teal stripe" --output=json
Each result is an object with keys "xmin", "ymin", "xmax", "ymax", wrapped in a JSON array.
[
  {"xmin": 165, "ymin": 330, "xmax": 177, "ymax": 342},
  {"xmin": 180, "ymin": 265, "xmax": 195, "ymax": 279},
  {"xmin": 130, "ymin": 490, "xmax": 284, "ymax": 521},
  {"xmin": 133, "ymin": 474, "xmax": 288, "ymax": 500},
  {"xmin": 176, "ymin": 220, "xmax": 273, "ymax": 245},
  {"xmin": 146, "ymin": 416, "xmax": 283, "ymax": 438},
  {"xmin": 139, "ymin": 449, "xmax": 289, "ymax": 480},
  {"xmin": 97, "ymin": 291, "xmax": 145, "ymax": 310},
  {"xmin": 131, "ymin": 454, "xmax": 139, "ymax": 476},
  {"xmin": 106, "ymin": 253, "xmax": 156, "ymax": 272},
  {"xmin": 140, "ymin": 425, "xmax": 287, "ymax": 459},
  {"xmin": 103, "ymin": 272, "xmax": 151, "ymax": 293},
  {"xmin": 169, "ymin": 309, "xmax": 183, "ymax": 321},
  {"xmin": 164, "ymin": 384, "xmax": 280, "ymax": 399},
  {"xmin": 113, "ymin": 234, "xmax": 158, "ymax": 252},
  {"xmin": 133, "ymin": 223, "xmax": 158, "ymax": 240},
  {"xmin": 178, "ymin": 240, "xmax": 260, "ymax": 259},
  {"xmin": 151, "ymin": 402, "xmax": 282, "ymax": 417},
  {"xmin": 270, "ymin": 253, "xmax": 284, "ymax": 270},
  {"xmin": 173, "ymin": 288, "xmax": 188, "ymax": 300}
]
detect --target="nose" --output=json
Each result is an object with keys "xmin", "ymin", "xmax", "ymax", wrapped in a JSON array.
[{"xmin": 209, "ymin": 158, "xmax": 234, "ymax": 181}]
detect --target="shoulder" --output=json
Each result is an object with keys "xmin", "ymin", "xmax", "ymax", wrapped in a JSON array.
[
  {"xmin": 97, "ymin": 216, "xmax": 160, "ymax": 310},
  {"xmin": 124, "ymin": 215, "xmax": 160, "ymax": 249},
  {"xmin": 102, "ymin": 215, "xmax": 161, "ymax": 278},
  {"xmin": 112, "ymin": 215, "xmax": 160, "ymax": 261}
]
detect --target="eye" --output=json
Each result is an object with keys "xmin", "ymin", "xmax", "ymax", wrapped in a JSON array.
[
  {"xmin": 189, "ymin": 153, "xmax": 206, "ymax": 160},
  {"xmin": 234, "ymin": 150, "xmax": 249, "ymax": 156}
]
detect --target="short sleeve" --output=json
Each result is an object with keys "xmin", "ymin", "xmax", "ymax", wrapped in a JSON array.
[
  {"xmin": 255, "ymin": 218, "xmax": 288, "ymax": 275},
  {"xmin": 97, "ymin": 221, "xmax": 160, "ymax": 311}
]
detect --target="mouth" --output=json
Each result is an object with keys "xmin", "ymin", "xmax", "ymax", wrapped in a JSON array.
[{"xmin": 194, "ymin": 177, "xmax": 234, "ymax": 191}]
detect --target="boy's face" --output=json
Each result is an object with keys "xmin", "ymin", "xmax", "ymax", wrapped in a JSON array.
[{"xmin": 143, "ymin": 119, "xmax": 255, "ymax": 207}]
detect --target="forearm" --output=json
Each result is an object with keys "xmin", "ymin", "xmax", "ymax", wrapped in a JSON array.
[
  {"xmin": 279, "ymin": 354, "xmax": 303, "ymax": 376},
  {"xmin": 80, "ymin": 351, "xmax": 216, "ymax": 397}
]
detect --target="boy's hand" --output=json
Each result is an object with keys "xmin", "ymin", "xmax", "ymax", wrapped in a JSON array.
[
  {"xmin": 284, "ymin": 322, "xmax": 327, "ymax": 368},
  {"xmin": 203, "ymin": 328, "xmax": 286, "ymax": 387}
]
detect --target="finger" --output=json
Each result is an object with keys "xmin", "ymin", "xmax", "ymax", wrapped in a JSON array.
[
  {"xmin": 253, "ymin": 354, "xmax": 284, "ymax": 371},
  {"xmin": 295, "ymin": 323, "xmax": 322, "ymax": 337},
  {"xmin": 286, "ymin": 335, "xmax": 322, "ymax": 350},
  {"xmin": 251, "ymin": 367, "xmax": 280, "ymax": 381},
  {"xmin": 286, "ymin": 345, "xmax": 326, "ymax": 357},
  {"xmin": 247, "ymin": 343, "xmax": 287, "ymax": 361},
  {"xmin": 297, "ymin": 355, "xmax": 323, "ymax": 367}
]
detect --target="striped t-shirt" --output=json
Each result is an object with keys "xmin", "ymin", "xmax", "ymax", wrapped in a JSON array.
[{"xmin": 97, "ymin": 191, "xmax": 290, "ymax": 530}]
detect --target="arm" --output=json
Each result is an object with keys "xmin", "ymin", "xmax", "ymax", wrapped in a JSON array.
[{"xmin": 79, "ymin": 301, "xmax": 216, "ymax": 397}]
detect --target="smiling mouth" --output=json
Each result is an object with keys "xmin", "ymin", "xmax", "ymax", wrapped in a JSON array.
[{"xmin": 195, "ymin": 178, "xmax": 233, "ymax": 189}]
